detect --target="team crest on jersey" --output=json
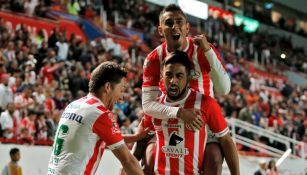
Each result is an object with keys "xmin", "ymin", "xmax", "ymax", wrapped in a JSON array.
[
  {"xmin": 162, "ymin": 131, "xmax": 189, "ymax": 158},
  {"xmin": 190, "ymin": 69, "xmax": 200, "ymax": 79},
  {"xmin": 108, "ymin": 113, "xmax": 117, "ymax": 122},
  {"xmin": 112, "ymin": 123, "xmax": 121, "ymax": 134}
]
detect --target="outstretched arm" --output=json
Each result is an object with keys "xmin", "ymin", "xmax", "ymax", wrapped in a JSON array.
[{"xmin": 112, "ymin": 145, "xmax": 144, "ymax": 175}]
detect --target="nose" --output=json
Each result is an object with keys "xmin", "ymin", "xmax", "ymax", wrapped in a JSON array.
[{"xmin": 170, "ymin": 77, "xmax": 178, "ymax": 84}]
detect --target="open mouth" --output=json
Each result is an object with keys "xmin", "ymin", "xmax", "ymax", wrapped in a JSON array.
[
  {"xmin": 168, "ymin": 86, "xmax": 179, "ymax": 96},
  {"xmin": 172, "ymin": 33, "xmax": 180, "ymax": 40}
]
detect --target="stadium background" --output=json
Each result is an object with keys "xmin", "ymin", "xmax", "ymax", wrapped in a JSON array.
[{"xmin": 0, "ymin": 0, "xmax": 307, "ymax": 174}]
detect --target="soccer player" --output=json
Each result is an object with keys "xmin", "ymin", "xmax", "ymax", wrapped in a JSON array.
[
  {"xmin": 141, "ymin": 4, "xmax": 231, "ymax": 175},
  {"xmin": 147, "ymin": 51, "xmax": 239, "ymax": 174},
  {"xmin": 47, "ymin": 62, "xmax": 144, "ymax": 175}
]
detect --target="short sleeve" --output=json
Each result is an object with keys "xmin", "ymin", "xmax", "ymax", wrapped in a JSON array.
[
  {"xmin": 203, "ymin": 97, "xmax": 229, "ymax": 137},
  {"xmin": 92, "ymin": 112, "xmax": 124, "ymax": 150}
]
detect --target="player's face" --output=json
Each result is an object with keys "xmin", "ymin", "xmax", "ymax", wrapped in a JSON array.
[
  {"xmin": 159, "ymin": 11, "xmax": 190, "ymax": 51},
  {"xmin": 109, "ymin": 78, "xmax": 127, "ymax": 110},
  {"xmin": 163, "ymin": 63, "xmax": 189, "ymax": 101}
]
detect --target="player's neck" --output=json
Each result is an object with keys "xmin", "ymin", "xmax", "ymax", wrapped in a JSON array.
[{"xmin": 166, "ymin": 39, "xmax": 187, "ymax": 52}]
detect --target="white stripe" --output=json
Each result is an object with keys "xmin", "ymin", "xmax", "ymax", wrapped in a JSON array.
[
  {"xmin": 107, "ymin": 140, "xmax": 125, "ymax": 150},
  {"xmin": 193, "ymin": 93, "xmax": 202, "ymax": 175},
  {"xmin": 192, "ymin": 45, "xmax": 204, "ymax": 94},
  {"xmin": 154, "ymin": 131, "xmax": 160, "ymax": 175},
  {"xmin": 162, "ymin": 120, "xmax": 170, "ymax": 175},
  {"xmin": 178, "ymin": 120, "xmax": 185, "ymax": 175},
  {"xmin": 214, "ymin": 127, "xmax": 230, "ymax": 138},
  {"xmin": 91, "ymin": 143, "xmax": 104, "ymax": 175},
  {"xmin": 209, "ymin": 79, "xmax": 214, "ymax": 98},
  {"xmin": 157, "ymin": 45, "xmax": 163, "ymax": 69}
]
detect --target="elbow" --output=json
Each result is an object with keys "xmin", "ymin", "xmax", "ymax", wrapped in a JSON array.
[{"xmin": 215, "ymin": 82, "xmax": 231, "ymax": 96}]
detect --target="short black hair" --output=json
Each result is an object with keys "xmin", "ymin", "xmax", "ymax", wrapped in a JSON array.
[
  {"xmin": 10, "ymin": 148, "xmax": 19, "ymax": 156},
  {"xmin": 159, "ymin": 4, "xmax": 187, "ymax": 23},
  {"xmin": 89, "ymin": 61, "xmax": 127, "ymax": 93},
  {"xmin": 164, "ymin": 51, "xmax": 192, "ymax": 75}
]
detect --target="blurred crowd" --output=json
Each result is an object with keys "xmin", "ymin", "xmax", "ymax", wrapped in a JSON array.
[{"xmin": 0, "ymin": 0, "xmax": 306, "ymax": 158}]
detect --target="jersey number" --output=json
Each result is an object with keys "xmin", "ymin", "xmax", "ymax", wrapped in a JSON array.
[{"xmin": 54, "ymin": 124, "xmax": 69, "ymax": 156}]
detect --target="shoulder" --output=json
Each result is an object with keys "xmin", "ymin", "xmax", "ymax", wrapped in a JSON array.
[{"xmin": 146, "ymin": 45, "xmax": 162, "ymax": 60}]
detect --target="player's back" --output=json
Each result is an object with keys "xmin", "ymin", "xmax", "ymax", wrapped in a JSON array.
[{"xmin": 48, "ymin": 95, "xmax": 109, "ymax": 175}]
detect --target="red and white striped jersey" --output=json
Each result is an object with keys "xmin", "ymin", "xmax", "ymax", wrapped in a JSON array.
[
  {"xmin": 143, "ymin": 37, "xmax": 225, "ymax": 97},
  {"xmin": 48, "ymin": 94, "xmax": 124, "ymax": 175},
  {"xmin": 144, "ymin": 90, "xmax": 229, "ymax": 175}
]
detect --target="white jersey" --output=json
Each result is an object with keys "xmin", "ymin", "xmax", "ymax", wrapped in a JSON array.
[{"xmin": 48, "ymin": 94, "xmax": 124, "ymax": 175}]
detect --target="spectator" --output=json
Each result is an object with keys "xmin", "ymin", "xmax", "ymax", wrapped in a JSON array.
[
  {"xmin": 55, "ymin": 34, "xmax": 69, "ymax": 61},
  {"xmin": 19, "ymin": 109, "xmax": 37, "ymax": 144},
  {"xmin": 1, "ymin": 148, "xmax": 22, "ymax": 175},
  {"xmin": 67, "ymin": 0, "xmax": 80, "ymax": 16},
  {"xmin": 0, "ymin": 103, "xmax": 19, "ymax": 139},
  {"xmin": 254, "ymin": 159, "xmax": 267, "ymax": 175},
  {"xmin": 0, "ymin": 74, "xmax": 13, "ymax": 112},
  {"xmin": 266, "ymin": 159, "xmax": 279, "ymax": 175}
]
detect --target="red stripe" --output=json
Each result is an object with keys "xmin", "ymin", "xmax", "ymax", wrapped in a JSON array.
[
  {"xmin": 84, "ymin": 140, "xmax": 103, "ymax": 175},
  {"xmin": 96, "ymin": 105, "xmax": 108, "ymax": 112},
  {"xmin": 86, "ymin": 98, "xmax": 98, "ymax": 105}
]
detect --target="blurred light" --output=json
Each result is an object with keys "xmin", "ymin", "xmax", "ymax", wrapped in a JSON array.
[
  {"xmin": 264, "ymin": 2, "xmax": 274, "ymax": 10},
  {"xmin": 280, "ymin": 53, "xmax": 286, "ymax": 59},
  {"xmin": 234, "ymin": 1, "xmax": 241, "ymax": 7}
]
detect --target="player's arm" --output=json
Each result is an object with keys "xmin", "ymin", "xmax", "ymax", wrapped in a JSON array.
[
  {"xmin": 193, "ymin": 35, "xmax": 231, "ymax": 95},
  {"xmin": 93, "ymin": 112, "xmax": 143, "ymax": 175},
  {"xmin": 218, "ymin": 134, "xmax": 240, "ymax": 175},
  {"xmin": 205, "ymin": 97, "xmax": 240, "ymax": 175},
  {"xmin": 142, "ymin": 54, "xmax": 199, "ymax": 124},
  {"xmin": 112, "ymin": 145, "xmax": 144, "ymax": 175}
]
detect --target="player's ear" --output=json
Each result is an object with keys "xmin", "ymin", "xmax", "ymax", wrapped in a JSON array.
[
  {"xmin": 158, "ymin": 25, "xmax": 164, "ymax": 37},
  {"xmin": 104, "ymin": 82, "xmax": 112, "ymax": 93},
  {"xmin": 186, "ymin": 22, "xmax": 190, "ymax": 36}
]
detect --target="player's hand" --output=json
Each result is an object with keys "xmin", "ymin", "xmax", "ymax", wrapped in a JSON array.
[
  {"xmin": 186, "ymin": 116, "xmax": 204, "ymax": 132},
  {"xmin": 177, "ymin": 108, "xmax": 201, "ymax": 124},
  {"xmin": 135, "ymin": 127, "xmax": 151, "ymax": 140},
  {"xmin": 192, "ymin": 34, "xmax": 211, "ymax": 52}
]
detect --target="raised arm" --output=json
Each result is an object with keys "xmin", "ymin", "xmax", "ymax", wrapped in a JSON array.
[{"xmin": 193, "ymin": 34, "xmax": 231, "ymax": 95}]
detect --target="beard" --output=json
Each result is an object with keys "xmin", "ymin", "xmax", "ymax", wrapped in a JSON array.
[{"xmin": 167, "ymin": 84, "xmax": 188, "ymax": 101}]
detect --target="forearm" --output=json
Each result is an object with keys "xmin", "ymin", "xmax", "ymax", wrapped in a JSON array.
[
  {"xmin": 219, "ymin": 135, "xmax": 240, "ymax": 175},
  {"xmin": 142, "ymin": 87, "xmax": 178, "ymax": 119},
  {"xmin": 121, "ymin": 156, "xmax": 144, "ymax": 175},
  {"xmin": 123, "ymin": 134, "xmax": 139, "ymax": 143},
  {"xmin": 206, "ymin": 48, "xmax": 231, "ymax": 95}
]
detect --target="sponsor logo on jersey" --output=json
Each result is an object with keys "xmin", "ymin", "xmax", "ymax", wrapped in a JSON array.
[
  {"xmin": 61, "ymin": 112, "xmax": 83, "ymax": 124},
  {"xmin": 161, "ymin": 131, "xmax": 189, "ymax": 158},
  {"xmin": 191, "ymin": 69, "xmax": 200, "ymax": 79}
]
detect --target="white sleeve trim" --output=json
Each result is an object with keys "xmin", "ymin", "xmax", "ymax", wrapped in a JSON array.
[
  {"xmin": 107, "ymin": 140, "xmax": 125, "ymax": 150},
  {"xmin": 205, "ymin": 48, "xmax": 231, "ymax": 95},
  {"xmin": 142, "ymin": 86, "xmax": 178, "ymax": 119},
  {"xmin": 214, "ymin": 127, "xmax": 229, "ymax": 138}
]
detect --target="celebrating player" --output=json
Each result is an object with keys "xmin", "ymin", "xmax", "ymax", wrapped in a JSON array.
[
  {"xmin": 141, "ymin": 4, "xmax": 231, "ymax": 175},
  {"xmin": 48, "ymin": 62, "xmax": 143, "ymax": 175},
  {"xmin": 145, "ymin": 51, "xmax": 239, "ymax": 174}
]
